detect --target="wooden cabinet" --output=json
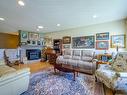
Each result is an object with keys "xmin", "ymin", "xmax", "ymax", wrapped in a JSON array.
[
  {"xmin": 97, "ymin": 54, "xmax": 112, "ymax": 64},
  {"xmin": 53, "ymin": 39, "xmax": 62, "ymax": 55}
]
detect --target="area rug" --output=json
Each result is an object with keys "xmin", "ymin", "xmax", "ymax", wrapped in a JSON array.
[{"xmin": 21, "ymin": 68, "xmax": 103, "ymax": 95}]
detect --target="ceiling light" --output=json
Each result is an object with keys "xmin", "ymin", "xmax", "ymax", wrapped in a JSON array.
[
  {"xmin": 38, "ymin": 26, "xmax": 44, "ymax": 29},
  {"xmin": 0, "ymin": 17, "xmax": 5, "ymax": 21},
  {"xmin": 37, "ymin": 29, "xmax": 39, "ymax": 31},
  {"xmin": 57, "ymin": 24, "xmax": 61, "ymax": 27},
  {"xmin": 18, "ymin": 0, "xmax": 25, "ymax": 6},
  {"xmin": 93, "ymin": 15, "xmax": 97, "ymax": 18}
]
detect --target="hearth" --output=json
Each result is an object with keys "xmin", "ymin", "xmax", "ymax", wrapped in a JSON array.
[{"xmin": 26, "ymin": 49, "xmax": 41, "ymax": 60}]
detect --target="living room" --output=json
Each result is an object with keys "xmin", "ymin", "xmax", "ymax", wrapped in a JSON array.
[{"xmin": 0, "ymin": 0, "xmax": 127, "ymax": 95}]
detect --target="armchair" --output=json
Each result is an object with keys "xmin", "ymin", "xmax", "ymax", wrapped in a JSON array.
[
  {"xmin": 95, "ymin": 52, "xmax": 127, "ymax": 94},
  {"xmin": 4, "ymin": 49, "xmax": 20, "ymax": 66}
]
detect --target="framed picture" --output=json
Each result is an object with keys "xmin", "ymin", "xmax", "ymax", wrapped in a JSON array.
[
  {"xmin": 29, "ymin": 32, "xmax": 39, "ymax": 40},
  {"xmin": 96, "ymin": 32, "xmax": 109, "ymax": 40},
  {"xmin": 96, "ymin": 41, "xmax": 109, "ymax": 50},
  {"xmin": 19, "ymin": 31, "xmax": 28, "ymax": 42},
  {"xmin": 72, "ymin": 36, "xmax": 95, "ymax": 48},
  {"xmin": 63, "ymin": 44, "xmax": 70, "ymax": 49},
  {"xmin": 111, "ymin": 34, "xmax": 126, "ymax": 48},
  {"xmin": 63, "ymin": 36, "xmax": 71, "ymax": 44}
]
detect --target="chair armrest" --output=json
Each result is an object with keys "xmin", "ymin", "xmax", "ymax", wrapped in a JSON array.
[
  {"xmin": 98, "ymin": 64, "xmax": 111, "ymax": 70},
  {"xmin": 116, "ymin": 72, "xmax": 127, "ymax": 78}
]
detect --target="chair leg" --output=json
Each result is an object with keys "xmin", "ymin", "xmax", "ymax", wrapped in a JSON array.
[
  {"xmin": 95, "ymin": 76, "xmax": 97, "ymax": 82},
  {"xmin": 112, "ymin": 90, "xmax": 116, "ymax": 95}
]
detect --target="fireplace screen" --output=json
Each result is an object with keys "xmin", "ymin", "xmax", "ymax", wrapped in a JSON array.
[{"xmin": 26, "ymin": 49, "xmax": 41, "ymax": 60}]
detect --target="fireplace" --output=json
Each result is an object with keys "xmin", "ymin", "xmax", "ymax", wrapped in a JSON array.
[{"xmin": 26, "ymin": 49, "xmax": 41, "ymax": 60}]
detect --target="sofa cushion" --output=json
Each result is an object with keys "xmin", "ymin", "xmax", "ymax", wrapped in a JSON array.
[
  {"xmin": 63, "ymin": 55, "xmax": 72, "ymax": 59},
  {"xmin": 63, "ymin": 49, "xmax": 72, "ymax": 55},
  {"xmin": 82, "ymin": 50, "xmax": 94, "ymax": 57},
  {"xmin": 67, "ymin": 59, "xmax": 79, "ymax": 66},
  {"xmin": 63, "ymin": 49, "xmax": 72, "ymax": 59},
  {"xmin": 81, "ymin": 56, "xmax": 92, "ymax": 62},
  {"xmin": 77, "ymin": 61, "xmax": 92, "ymax": 70},
  {"xmin": 0, "ymin": 65, "xmax": 16, "ymax": 77},
  {"xmin": 96, "ymin": 69, "xmax": 117, "ymax": 83},
  {"xmin": 72, "ymin": 50, "xmax": 81, "ymax": 60},
  {"xmin": 0, "ymin": 60, "xmax": 5, "ymax": 66}
]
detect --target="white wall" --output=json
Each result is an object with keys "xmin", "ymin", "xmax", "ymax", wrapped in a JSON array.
[
  {"xmin": 0, "ymin": 49, "xmax": 4, "ymax": 59},
  {"xmin": 44, "ymin": 19, "xmax": 127, "ymax": 54}
]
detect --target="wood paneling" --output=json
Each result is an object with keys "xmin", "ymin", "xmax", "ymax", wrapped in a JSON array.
[{"xmin": 0, "ymin": 33, "xmax": 19, "ymax": 48}]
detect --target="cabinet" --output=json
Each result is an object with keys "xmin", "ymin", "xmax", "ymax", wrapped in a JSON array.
[
  {"xmin": 97, "ymin": 54, "xmax": 112, "ymax": 64},
  {"xmin": 53, "ymin": 39, "xmax": 62, "ymax": 54}
]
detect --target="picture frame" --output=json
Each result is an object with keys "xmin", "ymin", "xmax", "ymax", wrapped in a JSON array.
[
  {"xmin": 96, "ymin": 41, "xmax": 109, "ymax": 50},
  {"xmin": 28, "ymin": 32, "xmax": 39, "ymax": 40},
  {"xmin": 96, "ymin": 32, "xmax": 109, "ymax": 40},
  {"xmin": 111, "ymin": 34, "xmax": 126, "ymax": 48},
  {"xmin": 72, "ymin": 36, "xmax": 95, "ymax": 48},
  {"xmin": 63, "ymin": 36, "xmax": 71, "ymax": 44}
]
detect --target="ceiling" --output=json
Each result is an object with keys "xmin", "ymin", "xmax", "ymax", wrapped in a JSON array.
[{"xmin": 0, "ymin": 0, "xmax": 127, "ymax": 33}]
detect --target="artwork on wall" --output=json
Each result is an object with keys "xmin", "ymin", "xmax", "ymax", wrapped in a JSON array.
[
  {"xmin": 96, "ymin": 32, "xmax": 109, "ymax": 40},
  {"xmin": 96, "ymin": 41, "xmax": 109, "ymax": 50},
  {"xmin": 111, "ymin": 34, "xmax": 126, "ymax": 48},
  {"xmin": 63, "ymin": 44, "xmax": 70, "ymax": 49},
  {"xmin": 21, "ymin": 32, "xmax": 28, "ymax": 39},
  {"xmin": 63, "ymin": 36, "xmax": 71, "ymax": 44},
  {"xmin": 72, "ymin": 36, "xmax": 95, "ymax": 48},
  {"xmin": 28, "ymin": 32, "xmax": 39, "ymax": 40}
]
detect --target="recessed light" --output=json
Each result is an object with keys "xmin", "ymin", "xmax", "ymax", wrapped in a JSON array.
[
  {"xmin": 38, "ymin": 26, "xmax": 44, "ymax": 29},
  {"xmin": 93, "ymin": 15, "xmax": 97, "ymax": 18},
  {"xmin": 57, "ymin": 24, "xmax": 61, "ymax": 27},
  {"xmin": 37, "ymin": 29, "xmax": 39, "ymax": 31},
  {"xmin": 0, "ymin": 17, "xmax": 5, "ymax": 21},
  {"xmin": 18, "ymin": 0, "xmax": 25, "ymax": 6}
]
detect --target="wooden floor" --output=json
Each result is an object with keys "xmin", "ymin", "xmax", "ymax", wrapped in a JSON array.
[
  {"xmin": 13, "ymin": 62, "xmax": 113, "ymax": 95},
  {"xmin": 13, "ymin": 61, "xmax": 53, "ymax": 73}
]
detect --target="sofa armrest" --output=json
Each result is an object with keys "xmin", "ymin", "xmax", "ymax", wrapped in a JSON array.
[
  {"xmin": 116, "ymin": 72, "xmax": 127, "ymax": 78},
  {"xmin": 56, "ymin": 56, "xmax": 63, "ymax": 64},
  {"xmin": 0, "ymin": 68, "xmax": 30, "ymax": 83}
]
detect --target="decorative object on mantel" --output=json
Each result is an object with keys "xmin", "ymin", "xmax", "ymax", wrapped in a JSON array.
[
  {"xmin": 96, "ymin": 41, "xmax": 109, "ymax": 50},
  {"xmin": 62, "ymin": 36, "xmax": 71, "ymax": 44},
  {"xmin": 111, "ymin": 34, "xmax": 126, "ymax": 52},
  {"xmin": 96, "ymin": 32, "xmax": 109, "ymax": 40},
  {"xmin": 72, "ymin": 36, "xmax": 95, "ymax": 48}
]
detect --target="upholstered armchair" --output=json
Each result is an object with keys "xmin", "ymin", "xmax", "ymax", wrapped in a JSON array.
[
  {"xmin": 4, "ymin": 49, "xmax": 20, "ymax": 66},
  {"xmin": 95, "ymin": 52, "xmax": 127, "ymax": 94}
]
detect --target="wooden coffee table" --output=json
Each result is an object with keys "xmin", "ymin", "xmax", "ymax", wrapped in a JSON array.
[{"xmin": 53, "ymin": 64, "xmax": 78, "ymax": 81}]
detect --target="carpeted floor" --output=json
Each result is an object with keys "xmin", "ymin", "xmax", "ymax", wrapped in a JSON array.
[{"xmin": 21, "ymin": 68, "xmax": 104, "ymax": 95}]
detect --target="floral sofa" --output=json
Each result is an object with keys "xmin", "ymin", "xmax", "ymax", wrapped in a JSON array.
[
  {"xmin": 0, "ymin": 59, "xmax": 30, "ymax": 95},
  {"xmin": 56, "ymin": 49, "xmax": 97, "ymax": 74},
  {"xmin": 95, "ymin": 52, "xmax": 127, "ymax": 94}
]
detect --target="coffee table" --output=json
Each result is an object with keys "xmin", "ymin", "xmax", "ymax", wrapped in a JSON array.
[{"xmin": 53, "ymin": 64, "xmax": 78, "ymax": 81}]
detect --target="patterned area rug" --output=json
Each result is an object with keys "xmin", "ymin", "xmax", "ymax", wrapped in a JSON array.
[{"xmin": 21, "ymin": 68, "xmax": 103, "ymax": 95}]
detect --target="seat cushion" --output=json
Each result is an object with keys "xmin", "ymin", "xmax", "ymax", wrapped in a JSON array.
[
  {"xmin": 0, "ymin": 65, "xmax": 16, "ymax": 77},
  {"xmin": 96, "ymin": 69, "xmax": 117, "ymax": 83},
  {"xmin": 67, "ymin": 59, "xmax": 79, "ymax": 66},
  {"xmin": 81, "ymin": 56, "xmax": 92, "ymax": 61},
  {"xmin": 77, "ymin": 61, "xmax": 92, "ymax": 70}
]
